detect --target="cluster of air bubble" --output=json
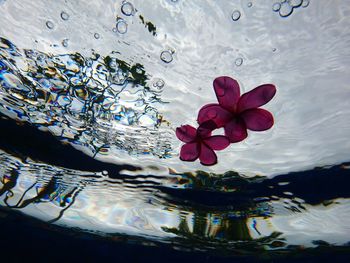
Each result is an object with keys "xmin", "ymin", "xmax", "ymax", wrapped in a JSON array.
[
  {"xmin": 114, "ymin": 1, "xmax": 136, "ymax": 35},
  {"xmin": 115, "ymin": 2, "xmax": 174, "ymax": 64},
  {"xmin": 44, "ymin": 11, "xmax": 71, "ymax": 47},
  {"xmin": 273, "ymin": 0, "xmax": 310, "ymax": 18},
  {"xmin": 0, "ymin": 37, "xmax": 172, "ymax": 159}
]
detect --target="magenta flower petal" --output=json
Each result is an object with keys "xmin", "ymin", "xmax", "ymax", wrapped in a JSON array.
[
  {"xmin": 199, "ymin": 143, "xmax": 217, "ymax": 166},
  {"xmin": 203, "ymin": 135, "xmax": 230, "ymax": 151},
  {"xmin": 241, "ymin": 108, "xmax": 274, "ymax": 131},
  {"xmin": 197, "ymin": 103, "xmax": 232, "ymax": 127},
  {"xmin": 180, "ymin": 142, "xmax": 200, "ymax": 161},
  {"xmin": 213, "ymin": 76, "xmax": 240, "ymax": 111},
  {"xmin": 196, "ymin": 120, "xmax": 217, "ymax": 138},
  {"xmin": 176, "ymin": 125, "xmax": 197, "ymax": 143},
  {"xmin": 237, "ymin": 84, "xmax": 276, "ymax": 112},
  {"xmin": 224, "ymin": 118, "xmax": 248, "ymax": 143}
]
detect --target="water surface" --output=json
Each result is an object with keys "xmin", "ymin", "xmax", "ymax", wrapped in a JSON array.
[{"xmin": 0, "ymin": 0, "xmax": 350, "ymax": 257}]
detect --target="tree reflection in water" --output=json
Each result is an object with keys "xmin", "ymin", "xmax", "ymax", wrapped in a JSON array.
[{"xmin": 1, "ymin": 147, "xmax": 350, "ymax": 254}]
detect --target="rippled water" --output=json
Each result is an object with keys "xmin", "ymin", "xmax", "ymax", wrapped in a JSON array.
[{"xmin": 1, "ymin": 0, "xmax": 350, "ymax": 257}]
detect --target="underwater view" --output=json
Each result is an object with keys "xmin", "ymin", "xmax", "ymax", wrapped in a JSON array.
[{"xmin": 1, "ymin": 0, "xmax": 350, "ymax": 261}]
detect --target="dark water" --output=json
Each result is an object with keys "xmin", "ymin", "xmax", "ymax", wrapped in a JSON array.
[{"xmin": 0, "ymin": 210, "xmax": 349, "ymax": 263}]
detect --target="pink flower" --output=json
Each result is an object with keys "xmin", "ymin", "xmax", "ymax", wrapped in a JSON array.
[
  {"xmin": 197, "ymin": 76, "xmax": 276, "ymax": 143},
  {"xmin": 176, "ymin": 121, "xmax": 230, "ymax": 166}
]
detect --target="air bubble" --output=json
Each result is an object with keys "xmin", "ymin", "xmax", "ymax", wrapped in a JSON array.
[
  {"xmin": 272, "ymin": 2, "xmax": 281, "ymax": 12},
  {"xmin": 231, "ymin": 10, "xmax": 241, "ymax": 21},
  {"xmin": 279, "ymin": 2, "xmax": 293, "ymax": 17},
  {"xmin": 46, "ymin": 21, "xmax": 54, "ymax": 29},
  {"xmin": 152, "ymin": 78, "xmax": 165, "ymax": 91},
  {"xmin": 247, "ymin": 2, "xmax": 253, "ymax": 8},
  {"xmin": 272, "ymin": 47, "xmax": 277, "ymax": 52},
  {"xmin": 121, "ymin": 1, "xmax": 135, "ymax": 16},
  {"xmin": 289, "ymin": 0, "xmax": 303, "ymax": 7},
  {"xmin": 60, "ymin": 11, "xmax": 69, "ymax": 21},
  {"xmin": 235, "ymin": 57, "xmax": 243, "ymax": 66},
  {"xmin": 156, "ymin": 79, "xmax": 164, "ymax": 88},
  {"xmin": 94, "ymin": 33, "xmax": 100, "ymax": 39},
  {"xmin": 302, "ymin": 0, "xmax": 310, "ymax": 8},
  {"xmin": 116, "ymin": 19, "xmax": 128, "ymax": 34},
  {"xmin": 62, "ymin": 39, "xmax": 69, "ymax": 47},
  {"xmin": 160, "ymin": 51, "xmax": 173, "ymax": 63}
]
